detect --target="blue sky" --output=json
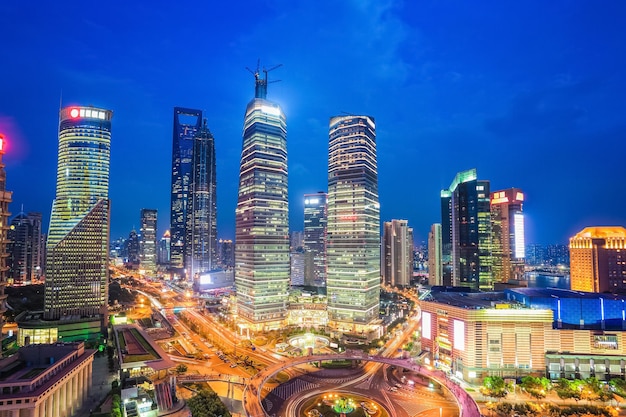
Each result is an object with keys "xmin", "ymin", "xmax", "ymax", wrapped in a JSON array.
[{"xmin": 1, "ymin": 1, "xmax": 625, "ymax": 245}]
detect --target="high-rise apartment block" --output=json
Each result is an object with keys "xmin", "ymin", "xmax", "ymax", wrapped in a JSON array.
[
  {"xmin": 139, "ymin": 209, "xmax": 157, "ymax": 273},
  {"xmin": 326, "ymin": 115, "xmax": 380, "ymax": 330},
  {"xmin": 170, "ymin": 107, "xmax": 202, "ymax": 275},
  {"xmin": 570, "ymin": 227, "xmax": 626, "ymax": 293},
  {"xmin": 8, "ymin": 211, "xmax": 43, "ymax": 284},
  {"xmin": 441, "ymin": 169, "xmax": 492, "ymax": 290},
  {"xmin": 303, "ymin": 192, "xmax": 327, "ymax": 287},
  {"xmin": 189, "ymin": 120, "xmax": 218, "ymax": 276},
  {"xmin": 218, "ymin": 239, "xmax": 234, "ymax": 268},
  {"xmin": 490, "ymin": 188, "xmax": 525, "ymax": 283},
  {"xmin": 0, "ymin": 134, "xmax": 12, "ymax": 344},
  {"xmin": 428, "ymin": 223, "xmax": 442, "ymax": 286},
  {"xmin": 158, "ymin": 230, "xmax": 171, "ymax": 266},
  {"xmin": 45, "ymin": 106, "xmax": 112, "ymax": 322},
  {"xmin": 382, "ymin": 219, "xmax": 413, "ymax": 288},
  {"xmin": 235, "ymin": 69, "xmax": 289, "ymax": 331}
]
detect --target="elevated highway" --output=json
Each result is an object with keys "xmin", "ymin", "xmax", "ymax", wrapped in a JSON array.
[{"xmin": 242, "ymin": 351, "xmax": 480, "ymax": 417}]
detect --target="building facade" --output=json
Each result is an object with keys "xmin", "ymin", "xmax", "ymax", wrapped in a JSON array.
[
  {"xmin": 139, "ymin": 209, "xmax": 157, "ymax": 273},
  {"xmin": 45, "ymin": 106, "xmax": 111, "ymax": 323},
  {"xmin": 158, "ymin": 230, "xmax": 170, "ymax": 266},
  {"xmin": 441, "ymin": 169, "xmax": 492, "ymax": 290},
  {"xmin": 303, "ymin": 192, "xmax": 327, "ymax": 287},
  {"xmin": 326, "ymin": 115, "xmax": 380, "ymax": 332},
  {"xmin": 8, "ymin": 212, "xmax": 43, "ymax": 285},
  {"xmin": 490, "ymin": 188, "xmax": 525, "ymax": 283},
  {"xmin": 382, "ymin": 219, "xmax": 413, "ymax": 288},
  {"xmin": 170, "ymin": 107, "xmax": 203, "ymax": 275},
  {"xmin": 428, "ymin": 223, "xmax": 442, "ymax": 286},
  {"xmin": 235, "ymin": 70, "xmax": 289, "ymax": 332},
  {"xmin": 570, "ymin": 226, "xmax": 626, "ymax": 293},
  {"xmin": 0, "ymin": 134, "xmax": 12, "ymax": 345},
  {"xmin": 189, "ymin": 119, "xmax": 218, "ymax": 276},
  {"xmin": 0, "ymin": 342, "xmax": 95, "ymax": 417}
]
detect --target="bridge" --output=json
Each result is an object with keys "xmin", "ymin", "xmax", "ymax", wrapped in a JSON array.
[
  {"xmin": 242, "ymin": 351, "xmax": 481, "ymax": 417},
  {"xmin": 178, "ymin": 373, "xmax": 249, "ymax": 385}
]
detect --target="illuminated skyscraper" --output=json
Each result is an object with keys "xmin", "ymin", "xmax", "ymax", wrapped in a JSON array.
[
  {"xmin": 428, "ymin": 223, "xmax": 442, "ymax": 286},
  {"xmin": 45, "ymin": 106, "xmax": 112, "ymax": 321},
  {"xmin": 158, "ymin": 230, "xmax": 171, "ymax": 266},
  {"xmin": 170, "ymin": 107, "xmax": 202, "ymax": 275},
  {"xmin": 326, "ymin": 115, "xmax": 380, "ymax": 331},
  {"xmin": 490, "ymin": 188, "xmax": 525, "ymax": 283},
  {"xmin": 0, "ymin": 135, "xmax": 12, "ymax": 344},
  {"xmin": 189, "ymin": 120, "xmax": 217, "ymax": 276},
  {"xmin": 441, "ymin": 169, "xmax": 492, "ymax": 290},
  {"xmin": 570, "ymin": 227, "xmax": 626, "ymax": 293},
  {"xmin": 8, "ymin": 211, "xmax": 43, "ymax": 285},
  {"xmin": 382, "ymin": 219, "xmax": 413, "ymax": 288},
  {"xmin": 139, "ymin": 209, "xmax": 157, "ymax": 273},
  {"xmin": 303, "ymin": 192, "xmax": 327, "ymax": 287},
  {"xmin": 235, "ymin": 68, "xmax": 289, "ymax": 331}
]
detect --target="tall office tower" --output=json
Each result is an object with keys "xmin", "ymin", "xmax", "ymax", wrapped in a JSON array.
[
  {"xmin": 290, "ymin": 250, "xmax": 305, "ymax": 286},
  {"xmin": 428, "ymin": 223, "xmax": 443, "ymax": 286},
  {"xmin": 303, "ymin": 192, "xmax": 327, "ymax": 287},
  {"xmin": 125, "ymin": 229, "xmax": 140, "ymax": 265},
  {"xmin": 441, "ymin": 169, "xmax": 492, "ymax": 290},
  {"xmin": 139, "ymin": 209, "xmax": 157, "ymax": 273},
  {"xmin": 158, "ymin": 230, "xmax": 171, "ymax": 266},
  {"xmin": 570, "ymin": 227, "xmax": 626, "ymax": 293},
  {"xmin": 8, "ymin": 212, "xmax": 43, "ymax": 284},
  {"xmin": 525, "ymin": 244, "xmax": 545, "ymax": 266},
  {"xmin": 45, "ymin": 106, "xmax": 112, "ymax": 321},
  {"xmin": 490, "ymin": 188, "xmax": 525, "ymax": 283},
  {"xmin": 547, "ymin": 244, "xmax": 570, "ymax": 266},
  {"xmin": 327, "ymin": 115, "xmax": 380, "ymax": 331},
  {"xmin": 235, "ymin": 68, "xmax": 289, "ymax": 331},
  {"xmin": 188, "ymin": 120, "xmax": 218, "ymax": 277},
  {"xmin": 382, "ymin": 220, "xmax": 413, "ymax": 288},
  {"xmin": 290, "ymin": 231, "xmax": 304, "ymax": 251},
  {"xmin": 170, "ymin": 107, "xmax": 203, "ymax": 275},
  {"xmin": 218, "ymin": 239, "xmax": 234, "ymax": 268},
  {"xmin": 0, "ymin": 135, "xmax": 12, "ymax": 344}
]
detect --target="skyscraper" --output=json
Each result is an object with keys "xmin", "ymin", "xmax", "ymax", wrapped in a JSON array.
[
  {"xmin": 326, "ymin": 115, "xmax": 380, "ymax": 331},
  {"xmin": 441, "ymin": 169, "xmax": 492, "ymax": 290},
  {"xmin": 303, "ymin": 192, "xmax": 327, "ymax": 287},
  {"xmin": 382, "ymin": 219, "xmax": 413, "ymax": 288},
  {"xmin": 45, "ymin": 106, "xmax": 112, "ymax": 321},
  {"xmin": 189, "ymin": 119, "xmax": 217, "ymax": 276},
  {"xmin": 8, "ymin": 211, "xmax": 43, "ymax": 284},
  {"xmin": 490, "ymin": 188, "xmax": 525, "ymax": 283},
  {"xmin": 0, "ymin": 134, "xmax": 12, "ymax": 344},
  {"xmin": 139, "ymin": 209, "xmax": 157, "ymax": 273},
  {"xmin": 235, "ymin": 68, "xmax": 289, "ymax": 332},
  {"xmin": 158, "ymin": 230, "xmax": 171, "ymax": 266},
  {"xmin": 428, "ymin": 223, "xmax": 443, "ymax": 286},
  {"xmin": 570, "ymin": 227, "xmax": 626, "ymax": 293},
  {"xmin": 170, "ymin": 107, "xmax": 202, "ymax": 276}
]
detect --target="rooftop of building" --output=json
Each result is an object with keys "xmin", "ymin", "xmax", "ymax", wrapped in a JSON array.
[
  {"xmin": 572, "ymin": 226, "xmax": 626, "ymax": 239},
  {"xmin": 114, "ymin": 324, "xmax": 174, "ymax": 371},
  {"xmin": 422, "ymin": 289, "xmax": 525, "ymax": 310},
  {"xmin": 506, "ymin": 287, "xmax": 626, "ymax": 301}
]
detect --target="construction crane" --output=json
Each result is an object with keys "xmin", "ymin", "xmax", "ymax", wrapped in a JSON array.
[{"xmin": 246, "ymin": 60, "xmax": 282, "ymax": 99}]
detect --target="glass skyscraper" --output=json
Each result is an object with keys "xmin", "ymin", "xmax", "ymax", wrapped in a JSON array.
[
  {"xmin": 189, "ymin": 119, "xmax": 217, "ymax": 276},
  {"xmin": 441, "ymin": 169, "xmax": 492, "ymax": 290},
  {"xmin": 170, "ymin": 107, "xmax": 202, "ymax": 275},
  {"xmin": 382, "ymin": 219, "xmax": 413, "ymax": 288},
  {"xmin": 303, "ymin": 192, "xmax": 327, "ymax": 287},
  {"xmin": 235, "ymin": 70, "xmax": 289, "ymax": 331},
  {"xmin": 326, "ymin": 115, "xmax": 380, "ymax": 330},
  {"xmin": 490, "ymin": 188, "xmax": 525, "ymax": 283},
  {"xmin": 139, "ymin": 208, "xmax": 158, "ymax": 273},
  {"xmin": 45, "ymin": 106, "xmax": 112, "ymax": 320}
]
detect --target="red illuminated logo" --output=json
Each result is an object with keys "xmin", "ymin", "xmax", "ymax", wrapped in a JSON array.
[{"xmin": 70, "ymin": 108, "xmax": 80, "ymax": 118}]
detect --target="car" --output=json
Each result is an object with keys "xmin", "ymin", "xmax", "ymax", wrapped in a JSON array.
[{"xmin": 230, "ymin": 364, "xmax": 237, "ymax": 368}]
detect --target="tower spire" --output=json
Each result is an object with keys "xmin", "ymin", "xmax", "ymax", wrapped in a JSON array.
[{"xmin": 246, "ymin": 60, "xmax": 282, "ymax": 99}]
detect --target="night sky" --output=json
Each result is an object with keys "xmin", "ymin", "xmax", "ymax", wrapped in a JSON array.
[{"xmin": 1, "ymin": 1, "xmax": 625, "ymax": 245}]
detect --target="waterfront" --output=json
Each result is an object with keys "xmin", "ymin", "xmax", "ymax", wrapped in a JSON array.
[{"xmin": 525, "ymin": 272, "xmax": 570, "ymax": 290}]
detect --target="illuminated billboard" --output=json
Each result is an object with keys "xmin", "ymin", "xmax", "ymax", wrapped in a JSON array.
[
  {"xmin": 422, "ymin": 311, "xmax": 431, "ymax": 340},
  {"xmin": 453, "ymin": 320, "xmax": 465, "ymax": 351},
  {"xmin": 514, "ymin": 212, "xmax": 525, "ymax": 258}
]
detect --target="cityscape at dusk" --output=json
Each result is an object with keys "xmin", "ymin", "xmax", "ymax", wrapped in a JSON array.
[
  {"xmin": 1, "ymin": 2, "xmax": 626, "ymax": 417},
  {"xmin": 1, "ymin": 1, "xmax": 625, "ymax": 244}
]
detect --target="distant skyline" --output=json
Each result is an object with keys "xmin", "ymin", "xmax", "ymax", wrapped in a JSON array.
[{"xmin": 1, "ymin": 1, "xmax": 625, "ymax": 245}]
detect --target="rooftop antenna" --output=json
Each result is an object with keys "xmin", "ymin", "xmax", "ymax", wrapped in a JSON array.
[{"xmin": 246, "ymin": 60, "xmax": 282, "ymax": 99}]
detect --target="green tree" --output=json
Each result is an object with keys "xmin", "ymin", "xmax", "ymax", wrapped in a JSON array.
[
  {"xmin": 520, "ymin": 376, "xmax": 551, "ymax": 400},
  {"xmin": 609, "ymin": 378, "xmax": 626, "ymax": 398},
  {"xmin": 176, "ymin": 364, "xmax": 188, "ymax": 374},
  {"xmin": 480, "ymin": 376, "xmax": 511, "ymax": 399},
  {"xmin": 554, "ymin": 378, "xmax": 580, "ymax": 402},
  {"xmin": 188, "ymin": 389, "xmax": 231, "ymax": 417}
]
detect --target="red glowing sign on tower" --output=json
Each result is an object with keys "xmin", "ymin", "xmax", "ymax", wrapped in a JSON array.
[{"xmin": 70, "ymin": 108, "xmax": 80, "ymax": 118}]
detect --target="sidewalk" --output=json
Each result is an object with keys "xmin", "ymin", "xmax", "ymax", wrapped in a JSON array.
[{"xmin": 73, "ymin": 354, "xmax": 119, "ymax": 417}]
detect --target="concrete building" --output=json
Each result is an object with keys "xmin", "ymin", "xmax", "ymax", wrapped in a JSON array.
[
  {"xmin": 569, "ymin": 226, "xmax": 626, "ymax": 293},
  {"xmin": 382, "ymin": 219, "xmax": 413, "ymax": 288},
  {"xmin": 8, "ymin": 212, "xmax": 43, "ymax": 285},
  {"xmin": 0, "ymin": 134, "xmax": 12, "ymax": 346},
  {"xmin": 428, "ymin": 223, "xmax": 442, "ymax": 286},
  {"xmin": 0, "ymin": 342, "xmax": 95, "ymax": 417},
  {"xmin": 303, "ymin": 192, "xmax": 327, "ymax": 287},
  {"xmin": 139, "ymin": 209, "xmax": 157, "ymax": 273},
  {"xmin": 490, "ymin": 188, "xmax": 525, "ymax": 283}
]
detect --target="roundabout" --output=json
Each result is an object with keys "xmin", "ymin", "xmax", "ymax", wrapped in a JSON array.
[{"xmin": 302, "ymin": 392, "xmax": 387, "ymax": 417}]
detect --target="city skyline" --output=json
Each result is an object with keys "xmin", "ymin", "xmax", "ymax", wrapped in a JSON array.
[{"xmin": 2, "ymin": 1, "xmax": 626, "ymax": 245}]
